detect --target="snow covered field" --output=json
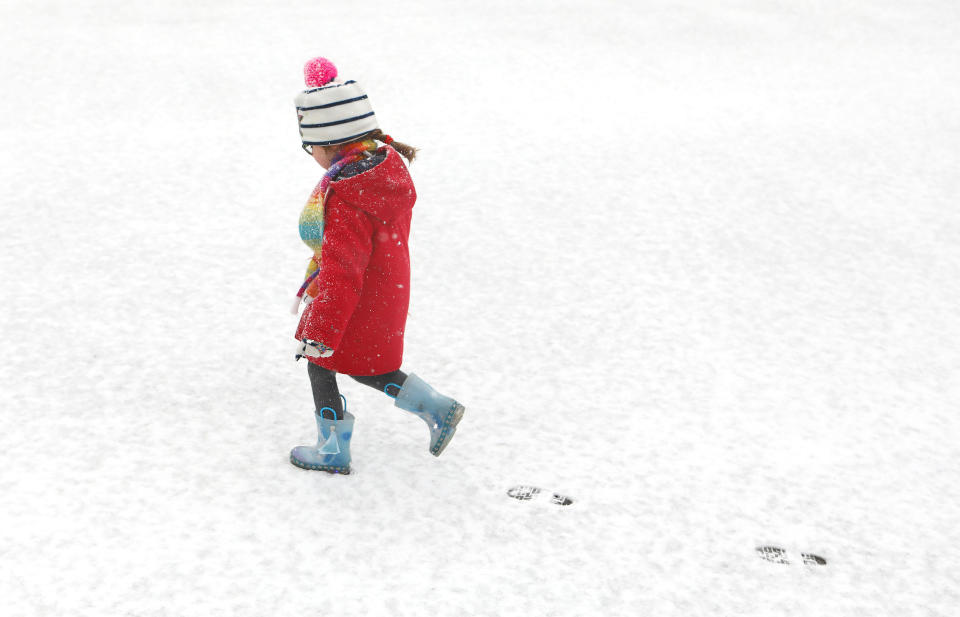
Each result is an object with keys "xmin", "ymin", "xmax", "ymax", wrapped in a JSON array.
[{"xmin": 2, "ymin": 0, "xmax": 959, "ymax": 614}]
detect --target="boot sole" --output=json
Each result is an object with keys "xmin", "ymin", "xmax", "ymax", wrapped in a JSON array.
[
  {"xmin": 289, "ymin": 455, "xmax": 351, "ymax": 474},
  {"xmin": 431, "ymin": 403, "xmax": 465, "ymax": 457}
]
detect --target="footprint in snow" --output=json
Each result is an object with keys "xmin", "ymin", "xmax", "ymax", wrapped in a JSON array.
[{"xmin": 756, "ymin": 545, "xmax": 827, "ymax": 566}]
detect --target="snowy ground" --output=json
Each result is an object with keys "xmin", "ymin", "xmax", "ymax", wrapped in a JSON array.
[{"xmin": 2, "ymin": 0, "xmax": 959, "ymax": 615}]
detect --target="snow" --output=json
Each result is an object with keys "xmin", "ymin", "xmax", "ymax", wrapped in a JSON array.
[{"xmin": 2, "ymin": 0, "xmax": 959, "ymax": 615}]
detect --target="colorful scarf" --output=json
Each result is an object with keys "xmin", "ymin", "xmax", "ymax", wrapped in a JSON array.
[{"xmin": 297, "ymin": 139, "xmax": 379, "ymax": 300}]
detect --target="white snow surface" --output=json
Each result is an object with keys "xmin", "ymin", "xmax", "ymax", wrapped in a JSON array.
[{"xmin": 2, "ymin": 0, "xmax": 959, "ymax": 615}]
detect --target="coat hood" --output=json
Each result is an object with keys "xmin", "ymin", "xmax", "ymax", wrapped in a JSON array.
[{"xmin": 329, "ymin": 146, "xmax": 416, "ymax": 221}]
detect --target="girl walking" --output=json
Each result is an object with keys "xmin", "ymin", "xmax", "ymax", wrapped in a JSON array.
[{"xmin": 289, "ymin": 57, "xmax": 465, "ymax": 475}]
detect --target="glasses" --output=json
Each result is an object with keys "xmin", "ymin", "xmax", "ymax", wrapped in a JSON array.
[{"xmin": 302, "ymin": 144, "xmax": 314, "ymax": 156}]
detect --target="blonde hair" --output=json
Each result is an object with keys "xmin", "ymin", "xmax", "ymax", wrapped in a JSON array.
[{"xmin": 364, "ymin": 129, "xmax": 418, "ymax": 163}]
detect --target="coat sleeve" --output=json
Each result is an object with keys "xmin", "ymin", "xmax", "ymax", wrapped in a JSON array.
[{"xmin": 297, "ymin": 193, "xmax": 374, "ymax": 350}]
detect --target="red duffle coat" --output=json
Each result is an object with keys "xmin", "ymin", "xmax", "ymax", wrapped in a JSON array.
[{"xmin": 295, "ymin": 146, "xmax": 417, "ymax": 375}]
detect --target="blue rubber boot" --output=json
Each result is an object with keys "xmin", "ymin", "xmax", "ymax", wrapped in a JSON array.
[
  {"xmin": 290, "ymin": 408, "xmax": 354, "ymax": 474},
  {"xmin": 393, "ymin": 374, "xmax": 465, "ymax": 456}
]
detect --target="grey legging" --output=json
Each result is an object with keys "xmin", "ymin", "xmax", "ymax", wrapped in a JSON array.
[{"xmin": 308, "ymin": 363, "xmax": 407, "ymax": 420}]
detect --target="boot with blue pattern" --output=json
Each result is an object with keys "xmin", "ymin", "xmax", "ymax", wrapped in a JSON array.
[
  {"xmin": 391, "ymin": 374, "xmax": 465, "ymax": 456},
  {"xmin": 290, "ymin": 406, "xmax": 354, "ymax": 474}
]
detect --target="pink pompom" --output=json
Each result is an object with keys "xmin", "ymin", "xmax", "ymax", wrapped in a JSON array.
[{"xmin": 304, "ymin": 57, "xmax": 338, "ymax": 87}]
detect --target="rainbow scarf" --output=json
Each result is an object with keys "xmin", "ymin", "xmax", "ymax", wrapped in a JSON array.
[
  {"xmin": 297, "ymin": 139, "xmax": 379, "ymax": 298},
  {"xmin": 319, "ymin": 140, "xmax": 378, "ymax": 197}
]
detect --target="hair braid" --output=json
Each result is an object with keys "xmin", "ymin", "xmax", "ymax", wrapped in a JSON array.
[{"xmin": 365, "ymin": 129, "xmax": 418, "ymax": 163}]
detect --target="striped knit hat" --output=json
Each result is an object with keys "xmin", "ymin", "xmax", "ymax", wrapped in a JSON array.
[{"xmin": 295, "ymin": 57, "xmax": 379, "ymax": 147}]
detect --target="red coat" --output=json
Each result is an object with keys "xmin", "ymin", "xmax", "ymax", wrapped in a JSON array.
[{"xmin": 295, "ymin": 146, "xmax": 417, "ymax": 375}]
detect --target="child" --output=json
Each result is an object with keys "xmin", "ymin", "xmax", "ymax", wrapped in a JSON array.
[{"xmin": 289, "ymin": 57, "xmax": 465, "ymax": 475}]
